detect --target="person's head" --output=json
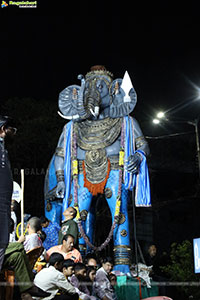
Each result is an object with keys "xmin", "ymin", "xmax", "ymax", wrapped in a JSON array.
[
  {"xmin": 48, "ymin": 253, "xmax": 64, "ymax": 271},
  {"xmin": 74, "ymin": 262, "xmax": 87, "ymax": 281},
  {"xmin": 84, "ymin": 253, "xmax": 98, "ymax": 268},
  {"xmin": 62, "ymin": 259, "xmax": 75, "ymax": 277},
  {"xmin": 86, "ymin": 266, "xmax": 96, "ymax": 282},
  {"xmin": 148, "ymin": 245, "xmax": 157, "ymax": 257},
  {"xmin": 0, "ymin": 115, "xmax": 17, "ymax": 139},
  {"xmin": 27, "ymin": 216, "xmax": 42, "ymax": 234},
  {"xmin": 87, "ymin": 258, "xmax": 97, "ymax": 268},
  {"xmin": 11, "ymin": 199, "xmax": 17, "ymax": 212},
  {"xmin": 63, "ymin": 207, "xmax": 77, "ymax": 220},
  {"xmin": 40, "ymin": 216, "xmax": 50, "ymax": 228},
  {"xmin": 10, "ymin": 200, "xmax": 20, "ymax": 222},
  {"xmin": 108, "ymin": 273, "xmax": 117, "ymax": 287},
  {"xmin": 101, "ymin": 257, "xmax": 113, "ymax": 274},
  {"xmin": 62, "ymin": 234, "xmax": 75, "ymax": 252}
]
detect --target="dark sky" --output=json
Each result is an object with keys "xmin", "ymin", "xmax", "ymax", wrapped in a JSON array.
[{"xmin": 0, "ymin": 7, "xmax": 200, "ymax": 130}]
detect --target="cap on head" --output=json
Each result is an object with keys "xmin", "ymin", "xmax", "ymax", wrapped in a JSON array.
[{"xmin": 0, "ymin": 116, "xmax": 11, "ymax": 129}]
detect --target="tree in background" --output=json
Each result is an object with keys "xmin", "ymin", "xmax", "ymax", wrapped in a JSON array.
[{"xmin": 161, "ymin": 240, "xmax": 200, "ymax": 300}]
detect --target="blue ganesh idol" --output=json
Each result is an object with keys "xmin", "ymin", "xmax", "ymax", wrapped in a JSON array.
[{"xmin": 44, "ymin": 65, "xmax": 151, "ymax": 273}]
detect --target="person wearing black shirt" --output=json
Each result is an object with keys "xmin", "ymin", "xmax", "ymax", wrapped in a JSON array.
[
  {"xmin": 0, "ymin": 115, "xmax": 16, "ymax": 271},
  {"xmin": 145, "ymin": 244, "xmax": 169, "ymax": 296}
]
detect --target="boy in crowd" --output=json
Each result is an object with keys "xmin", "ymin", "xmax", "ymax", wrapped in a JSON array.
[
  {"xmin": 58, "ymin": 207, "xmax": 79, "ymax": 249},
  {"xmin": 40, "ymin": 216, "xmax": 60, "ymax": 250},
  {"xmin": 18, "ymin": 216, "xmax": 43, "ymax": 252},
  {"xmin": 70, "ymin": 262, "xmax": 96, "ymax": 300},
  {"xmin": 18, "ymin": 217, "xmax": 42, "ymax": 252},
  {"xmin": 94, "ymin": 257, "xmax": 117, "ymax": 300},
  {"xmin": 84, "ymin": 253, "xmax": 98, "ymax": 269},
  {"xmin": 62, "ymin": 259, "xmax": 75, "ymax": 280}
]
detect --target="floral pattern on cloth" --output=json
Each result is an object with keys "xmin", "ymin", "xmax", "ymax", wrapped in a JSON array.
[{"xmin": 42, "ymin": 221, "xmax": 60, "ymax": 250}]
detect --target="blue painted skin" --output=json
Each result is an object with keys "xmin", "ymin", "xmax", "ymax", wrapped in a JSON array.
[{"xmin": 45, "ymin": 67, "xmax": 149, "ymax": 273}]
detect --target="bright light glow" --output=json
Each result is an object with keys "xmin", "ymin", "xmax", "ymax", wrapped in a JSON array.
[
  {"xmin": 157, "ymin": 112, "xmax": 165, "ymax": 118},
  {"xmin": 153, "ymin": 119, "xmax": 160, "ymax": 124},
  {"xmin": 197, "ymin": 88, "xmax": 200, "ymax": 100},
  {"xmin": 184, "ymin": 76, "xmax": 200, "ymax": 100}
]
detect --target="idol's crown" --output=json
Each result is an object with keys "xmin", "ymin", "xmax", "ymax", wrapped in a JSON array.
[{"xmin": 85, "ymin": 65, "xmax": 113, "ymax": 82}]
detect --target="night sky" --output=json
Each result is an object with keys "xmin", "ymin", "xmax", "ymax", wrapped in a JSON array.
[
  {"xmin": 1, "ymin": 9, "xmax": 200, "ymax": 127},
  {"xmin": 1, "ymin": 9, "xmax": 200, "ymax": 186},
  {"xmin": 1, "ymin": 9, "xmax": 200, "ymax": 184}
]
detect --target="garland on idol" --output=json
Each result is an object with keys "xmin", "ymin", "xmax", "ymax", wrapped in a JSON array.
[{"xmin": 70, "ymin": 120, "xmax": 125, "ymax": 252}]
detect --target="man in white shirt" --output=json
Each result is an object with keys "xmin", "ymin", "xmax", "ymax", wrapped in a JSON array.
[
  {"xmin": 18, "ymin": 217, "xmax": 43, "ymax": 252},
  {"xmin": 34, "ymin": 252, "xmax": 79, "ymax": 300}
]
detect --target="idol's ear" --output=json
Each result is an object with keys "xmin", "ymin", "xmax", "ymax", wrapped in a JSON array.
[
  {"xmin": 58, "ymin": 85, "xmax": 81, "ymax": 120},
  {"xmin": 109, "ymin": 73, "xmax": 137, "ymax": 118}
]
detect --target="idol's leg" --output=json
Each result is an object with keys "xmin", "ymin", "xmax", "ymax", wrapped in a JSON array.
[
  {"xmin": 68, "ymin": 174, "xmax": 93, "ymax": 257},
  {"xmin": 105, "ymin": 170, "xmax": 131, "ymax": 274}
]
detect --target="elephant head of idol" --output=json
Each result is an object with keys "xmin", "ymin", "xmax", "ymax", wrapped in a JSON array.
[{"xmin": 58, "ymin": 65, "xmax": 137, "ymax": 121}]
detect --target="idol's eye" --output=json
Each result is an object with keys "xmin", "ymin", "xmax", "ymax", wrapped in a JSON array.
[{"xmin": 97, "ymin": 83, "xmax": 103, "ymax": 90}]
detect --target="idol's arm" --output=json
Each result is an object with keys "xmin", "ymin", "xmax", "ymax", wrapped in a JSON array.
[
  {"xmin": 54, "ymin": 131, "xmax": 65, "ymax": 198},
  {"xmin": 126, "ymin": 117, "xmax": 149, "ymax": 173}
]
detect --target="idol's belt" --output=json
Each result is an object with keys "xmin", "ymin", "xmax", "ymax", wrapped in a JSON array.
[{"xmin": 78, "ymin": 155, "xmax": 119, "ymax": 173}]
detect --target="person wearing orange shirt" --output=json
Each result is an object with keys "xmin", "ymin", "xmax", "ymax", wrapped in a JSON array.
[{"xmin": 46, "ymin": 234, "xmax": 82, "ymax": 263}]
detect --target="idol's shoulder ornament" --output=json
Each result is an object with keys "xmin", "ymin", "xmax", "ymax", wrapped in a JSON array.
[{"xmin": 44, "ymin": 65, "xmax": 151, "ymax": 273}]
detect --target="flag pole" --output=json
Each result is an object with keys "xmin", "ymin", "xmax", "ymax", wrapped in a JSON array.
[{"xmin": 20, "ymin": 169, "xmax": 24, "ymax": 235}]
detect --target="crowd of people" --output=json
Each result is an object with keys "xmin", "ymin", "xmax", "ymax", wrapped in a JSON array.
[{"xmin": 1, "ymin": 204, "xmax": 118, "ymax": 300}]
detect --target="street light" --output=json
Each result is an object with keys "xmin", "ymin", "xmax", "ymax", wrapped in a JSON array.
[
  {"xmin": 153, "ymin": 114, "xmax": 200, "ymax": 180},
  {"xmin": 152, "ymin": 111, "xmax": 166, "ymax": 124},
  {"xmin": 152, "ymin": 118, "xmax": 160, "ymax": 124},
  {"xmin": 157, "ymin": 111, "xmax": 165, "ymax": 119}
]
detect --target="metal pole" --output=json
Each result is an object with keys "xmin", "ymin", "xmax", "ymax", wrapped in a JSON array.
[
  {"xmin": 194, "ymin": 119, "xmax": 200, "ymax": 181},
  {"xmin": 187, "ymin": 119, "xmax": 200, "ymax": 181},
  {"xmin": 132, "ymin": 189, "xmax": 138, "ymax": 276},
  {"xmin": 20, "ymin": 169, "xmax": 24, "ymax": 235}
]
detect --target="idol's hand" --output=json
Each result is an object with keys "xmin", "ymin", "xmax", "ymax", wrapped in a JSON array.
[
  {"xmin": 125, "ymin": 152, "xmax": 143, "ymax": 173},
  {"xmin": 55, "ymin": 181, "xmax": 65, "ymax": 198}
]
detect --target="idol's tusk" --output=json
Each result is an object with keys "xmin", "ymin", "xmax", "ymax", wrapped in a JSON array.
[
  {"xmin": 57, "ymin": 111, "xmax": 72, "ymax": 120},
  {"xmin": 94, "ymin": 106, "xmax": 99, "ymax": 115},
  {"xmin": 90, "ymin": 108, "xmax": 96, "ymax": 117}
]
